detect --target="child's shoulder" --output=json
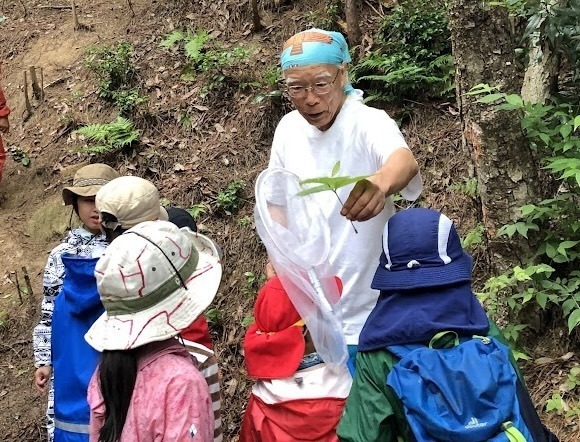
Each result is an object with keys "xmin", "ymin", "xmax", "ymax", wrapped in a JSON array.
[
  {"xmin": 48, "ymin": 232, "xmax": 79, "ymax": 257},
  {"xmin": 49, "ymin": 228, "xmax": 106, "ymax": 257},
  {"xmin": 145, "ymin": 350, "xmax": 206, "ymax": 391}
]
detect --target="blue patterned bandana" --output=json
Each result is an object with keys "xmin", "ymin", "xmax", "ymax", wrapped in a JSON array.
[
  {"xmin": 280, "ymin": 28, "xmax": 351, "ymax": 70},
  {"xmin": 280, "ymin": 29, "xmax": 355, "ymax": 95},
  {"xmin": 297, "ymin": 351, "xmax": 324, "ymax": 370}
]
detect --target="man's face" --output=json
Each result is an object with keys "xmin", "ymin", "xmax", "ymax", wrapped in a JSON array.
[{"xmin": 284, "ymin": 64, "xmax": 347, "ymax": 132}]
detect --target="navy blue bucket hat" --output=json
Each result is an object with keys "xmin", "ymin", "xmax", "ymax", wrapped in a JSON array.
[
  {"xmin": 358, "ymin": 282, "xmax": 490, "ymax": 350},
  {"xmin": 371, "ymin": 208, "xmax": 473, "ymax": 291},
  {"xmin": 359, "ymin": 208, "xmax": 489, "ymax": 350}
]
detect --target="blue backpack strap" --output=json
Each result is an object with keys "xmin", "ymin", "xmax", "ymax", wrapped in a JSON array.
[{"xmin": 387, "ymin": 330, "xmax": 460, "ymax": 359}]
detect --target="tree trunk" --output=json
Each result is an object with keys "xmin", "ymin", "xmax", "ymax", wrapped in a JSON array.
[
  {"xmin": 521, "ymin": 0, "xmax": 565, "ymax": 103},
  {"xmin": 345, "ymin": 0, "xmax": 362, "ymax": 57},
  {"xmin": 521, "ymin": 41, "xmax": 559, "ymax": 103},
  {"xmin": 251, "ymin": 0, "xmax": 263, "ymax": 32},
  {"xmin": 447, "ymin": 0, "xmax": 543, "ymax": 274},
  {"xmin": 71, "ymin": 0, "xmax": 82, "ymax": 30}
]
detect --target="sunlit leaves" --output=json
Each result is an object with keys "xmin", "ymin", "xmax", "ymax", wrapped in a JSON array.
[{"xmin": 297, "ymin": 161, "xmax": 370, "ymax": 196}]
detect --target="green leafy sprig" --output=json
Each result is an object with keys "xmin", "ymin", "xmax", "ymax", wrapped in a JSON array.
[{"xmin": 297, "ymin": 161, "xmax": 370, "ymax": 233}]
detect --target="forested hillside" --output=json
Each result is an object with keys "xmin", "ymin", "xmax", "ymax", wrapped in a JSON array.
[{"xmin": 0, "ymin": 0, "xmax": 578, "ymax": 440}]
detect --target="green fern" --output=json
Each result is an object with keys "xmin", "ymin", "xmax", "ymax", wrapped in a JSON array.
[
  {"xmin": 351, "ymin": 0, "xmax": 453, "ymax": 102},
  {"xmin": 74, "ymin": 117, "xmax": 140, "ymax": 154},
  {"xmin": 160, "ymin": 28, "xmax": 249, "ymax": 96},
  {"xmin": 159, "ymin": 30, "xmax": 186, "ymax": 48},
  {"xmin": 354, "ymin": 53, "xmax": 454, "ymax": 102},
  {"xmin": 160, "ymin": 30, "xmax": 209, "ymax": 62},
  {"xmin": 184, "ymin": 30, "xmax": 209, "ymax": 62}
]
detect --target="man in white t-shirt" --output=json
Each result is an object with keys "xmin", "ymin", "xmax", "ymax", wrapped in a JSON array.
[{"xmin": 268, "ymin": 28, "xmax": 423, "ymax": 364}]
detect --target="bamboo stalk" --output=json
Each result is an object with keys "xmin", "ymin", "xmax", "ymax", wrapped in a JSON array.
[
  {"xmin": 29, "ymin": 66, "xmax": 41, "ymax": 100},
  {"xmin": 14, "ymin": 272, "xmax": 22, "ymax": 305},
  {"xmin": 21, "ymin": 266, "xmax": 33, "ymax": 297},
  {"xmin": 37, "ymin": 5, "xmax": 72, "ymax": 9},
  {"xmin": 40, "ymin": 67, "xmax": 45, "ymax": 101},
  {"xmin": 23, "ymin": 70, "xmax": 32, "ymax": 115}
]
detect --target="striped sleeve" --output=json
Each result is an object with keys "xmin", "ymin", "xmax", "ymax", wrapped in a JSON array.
[{"xmin": 182, "ymin": 340, "xmax": 223, "ymax": 442}]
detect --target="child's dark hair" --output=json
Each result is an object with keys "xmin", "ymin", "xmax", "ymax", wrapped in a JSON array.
[
  {"xmin": 100, "ymin": 212, "xmax": 127, "ymax": 243},
  {"xmin": 71, "ymin": 195, "xmax": 80, "ymax": 217},
  {"xmin": 98, "ymin": 349, "xmax": 138, "ymax": 442}
]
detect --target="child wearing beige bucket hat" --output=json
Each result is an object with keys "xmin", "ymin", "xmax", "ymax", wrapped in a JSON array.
[
  {"xmin": 86, "ymin": 220, "xmax": 222, "ymax": 442},
  {"xmin": 95, "ymin": 175, "xmax": 169, "ymax": 243},
  {"xmin": 32, "ymin": 163, "xmax": 119, "ymax": 442}
]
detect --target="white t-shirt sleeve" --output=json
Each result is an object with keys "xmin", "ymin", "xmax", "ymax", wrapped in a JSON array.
[
  {"xmin": 268, "ymin": 123, "xmax": 286, "ymax": 169},
  {"xmin": 263, "ymin": 122, "xmax": 291, "ymax": 207},
  {"xmin": 363, "ymin": 110, "xmax": 422, "ymax": 201}
]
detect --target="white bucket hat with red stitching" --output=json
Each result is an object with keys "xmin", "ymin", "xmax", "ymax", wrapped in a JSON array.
[{"xmin": 85, "ymin": 220, "xmax": 222, "ymax": 351}]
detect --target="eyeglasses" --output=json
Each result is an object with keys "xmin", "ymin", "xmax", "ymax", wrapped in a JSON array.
[{"xmin": 285, "ymin": 70, "xmax": 341, "ymax": 99}]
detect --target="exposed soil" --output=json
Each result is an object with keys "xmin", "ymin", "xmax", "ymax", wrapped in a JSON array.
[{"xmin": 0, "ymin": 0, "xmax": 577, "ymax": 441}]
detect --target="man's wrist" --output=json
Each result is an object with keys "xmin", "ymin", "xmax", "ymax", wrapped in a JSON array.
[{"xmin": 369, "ymin": 174, "xmax": 391, "ymax": 198}]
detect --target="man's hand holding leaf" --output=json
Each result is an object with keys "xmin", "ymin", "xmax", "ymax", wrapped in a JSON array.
[
  {"xmin": 340, "ymin": 176, "xmax": 385, "ymax": 221},
  {"xmin": 297, "ymin": 161, "xmax": 371, "ymax": 232}
]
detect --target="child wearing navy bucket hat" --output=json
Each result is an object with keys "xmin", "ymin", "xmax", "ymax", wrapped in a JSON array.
[{"xmin": 337, "ymin": 208, "xmax": 558, "ymax": 442}]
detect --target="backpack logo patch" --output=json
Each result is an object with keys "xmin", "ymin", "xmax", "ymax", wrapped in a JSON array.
[{"xmin": 465, "ymin": 417, "xmax": 488, "ymax": 430}]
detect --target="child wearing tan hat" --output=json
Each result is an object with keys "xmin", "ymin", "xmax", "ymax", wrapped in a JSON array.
[
  {"xmin": 85, "ymin": 221, "xmax": 222, "ymax": 441},
  {"xmin": 95, "ymin": 175, "xmax": 168, "ymax": 243},
  {"xmin": 32, "ymin": 163, "xmax": 119, "ymax": 442},
  {"xmin": 240, "ymin": 267, "xmax": 351, "ymax": 442}
]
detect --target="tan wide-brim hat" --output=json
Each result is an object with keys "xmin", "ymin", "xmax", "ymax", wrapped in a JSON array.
[
  {"xmin": 62, "ymin": 164, "xmax": 119, "ymax": 205},
  {"xmin": 85, "ymin": 221, "xmax": 222, "ymax": 351}
]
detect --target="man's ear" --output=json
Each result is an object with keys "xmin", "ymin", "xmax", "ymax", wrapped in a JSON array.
[{"xmin": 339, "ymin": 64, "xmax": 348, "ymax": 87}]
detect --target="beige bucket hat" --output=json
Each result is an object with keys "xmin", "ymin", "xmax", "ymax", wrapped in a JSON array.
[
  {"xmin": 62, "ymin": 164, "xmax": 119, "ymax": 205},
  {"xmin": 85, "ymin": 220, "xmax": 222, "ymax": 351},
  {"xmin": 96, "ymin": 176, "xmax": 169, "ymax": 230}
]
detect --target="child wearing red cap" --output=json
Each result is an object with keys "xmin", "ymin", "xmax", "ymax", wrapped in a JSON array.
[
  {"xmin": 240, "ymin": 266, "xmax": 351, "ymax": 442},
  {"xmin": 0, "ymin": 75, "xmax": 10, "ymax": 184}
]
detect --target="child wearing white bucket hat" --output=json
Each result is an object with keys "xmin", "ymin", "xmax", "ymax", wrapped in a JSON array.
[
  {"xmin": 95, "ymin": 178, "xmax": 224, "ymax": 441},
  {"xmin": 86, "ymin": 220, "xmax": 222, "ymax": 442}
]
